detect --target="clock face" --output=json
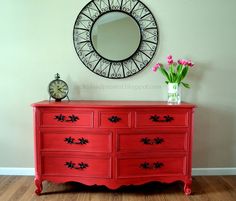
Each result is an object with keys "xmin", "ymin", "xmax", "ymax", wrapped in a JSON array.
[{"xmin": 48, "ymin": 80, "xmax": 69, "ymax": 100}]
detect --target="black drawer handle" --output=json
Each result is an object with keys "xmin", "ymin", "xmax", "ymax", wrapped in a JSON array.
[
  {"xmin": 108, "ymin": 116, "xmax": 121, "ymax": 123},
  {"xmin": 149, "ymin": 115, "xmax": 174, "ymax": 122},
  {"xmin": 140, "ymin": 137, "xmax": 164, "ymax": 145},
  {"xmin": 54, "ymin": 114, "xmax": 79, "ymax": 122},
  {"xmin": 64, "ymin": 137, "xmax": 89, "ymax": 145},
  {"xmin": 140, "ymin": 162, "xmax": 164, "ymax": 169},
  {"xmin": 65, "ymin": 161, "xmax": 88, "ymax": 170}
]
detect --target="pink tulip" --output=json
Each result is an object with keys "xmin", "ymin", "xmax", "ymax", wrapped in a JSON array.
[
  {"xmin": 155, "ymin": 63, "xmax": 162, "ymax": 68},
  {"xmin": 187, "ymin": 60, "xmax": 194, "ymax": 67},
  {"xmin": 152, "ymin": 66, "xmax": 158, "ymax": 72},
  {"xmin": 178, "ymin": 59, "xmax": 188, "ymax": 66},
  {"xmin": 167, "ymin": 55, "xmax": 172, "ymax": 60},
  {"xmin": 167, "ymin": 59, "xmax": 173, "ymax": 65},
  {"xmin": 184, "ymin": 60, "xmax": 188, "ymax": 65},
  {"xmin": 152, "ymin": 63, "xmax": 162, "ymax": 72}
]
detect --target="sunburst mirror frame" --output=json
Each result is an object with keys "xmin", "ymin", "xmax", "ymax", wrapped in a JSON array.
[{"xmin": 73, "ymin": 0, "xmax": 159, "ymax": 79}]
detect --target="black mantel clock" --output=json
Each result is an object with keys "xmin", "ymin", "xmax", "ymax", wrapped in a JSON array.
[{"xmin": 48, "ymin": 73, "xmax": 69, "ymax": 102}]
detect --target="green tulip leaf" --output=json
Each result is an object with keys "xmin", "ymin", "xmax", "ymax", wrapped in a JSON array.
[
  {"xmin": 181, "ymin": 82, "xmax": 190, "ymax": 88},
  {"xmin": 181, "ymin": 67, "xmax": 189, "ymax": 80},
  {"xmin": 177, "ymin": 65, "xmax": 182, "ymax": 73},
  {"xmin": 160, "ymin": 67, "xmax": 170, "ymax": 81}
]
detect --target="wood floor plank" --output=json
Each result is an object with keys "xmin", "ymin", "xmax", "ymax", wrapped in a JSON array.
[
  {"xmin": 18, "ymin": 177, "xmax": 37, "ymax": 201},
  {"xmin": 0, "ymin": 176, "xmax": 236, "ymax": 201},
  {"xmin": 222, "ymin": 176, "xmax": 236, "ymax": 188},
  {"xmin": 188, "ymin": 176, "xmax": 214, "ymax": 201},
  {"xmin": 7, "ymin": 176, "xmax": 33, "ymax": 201},
  {"xmin": 200, "ymin": 176, "xmax": 235, "ymax": 201},
  {"xmin": 205, "ymin": 176, "xmax": 236, "ymax": 201},
  {"xmin": 108, "ymin": 192, "xmax": 121, "ymax": 201},
  {"xmin": 0, "ymin": 176, "xmax": 8, "ymax": 185},
  {"xmin": 0, "ymin": 176, "xmax": 28, "ymax": 201},
  {"xmin": 0, "ymin": 176, "xmax": 18, "ymax": 197}
]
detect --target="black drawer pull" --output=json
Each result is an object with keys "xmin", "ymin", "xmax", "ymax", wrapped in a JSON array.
[
  {"xmin": 54, "ymin": 114, "xmax": 79, "ymax": 122},
  {"xmin": 108, "ymin": 116, "xmax": 121, "ymax": 123},
  {"xmin": 140, "ymin": 137, "xmax": 164, "ymax": 145},
  {"xmin": 149, "ymin": 115, "xmax": 174, "ymax": 122},
  {"xmin": 140, "ymin": 162, "xmax": 164, "ymax": 169},
  {"xmin": 64, "ymin": 137, "xmax": 89, "ymax": 145},
  {"xmin": 65, "ymin": 161, "xmax": 88, "ymax": 170}
]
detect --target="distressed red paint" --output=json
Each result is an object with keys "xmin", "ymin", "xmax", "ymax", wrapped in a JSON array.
[{"xmin": 32, "ymin": 100, "xmax": 195, "ymax": 195}]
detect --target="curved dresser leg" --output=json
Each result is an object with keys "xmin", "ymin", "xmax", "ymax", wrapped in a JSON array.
[
  {"xmin": 184, "ymin": 181, "xmax": 192, "ymax": 195},
  {"xmin": 34, "ymin": 178, "xmax": 42, "ymax": 195}
]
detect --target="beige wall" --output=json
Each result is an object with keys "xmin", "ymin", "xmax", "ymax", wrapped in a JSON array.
[{"xmin": 0, "ymin": 0, "xmax": 235, "ymax": 168}]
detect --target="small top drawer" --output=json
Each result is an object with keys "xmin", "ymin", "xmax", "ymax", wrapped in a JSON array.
[
  {"xmin": 135, "ymin": 109, "xmax": 189, "ymax": 128},
  {"xmin": 98, "ymin": 111, "xmax": 131, "ymax": 128},
  {"xmin": 40, "ymin": 109, "xmax": 93, "ymax": 127}
]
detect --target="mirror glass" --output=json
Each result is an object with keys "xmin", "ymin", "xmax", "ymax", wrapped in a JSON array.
[{"xmin": 91, "ymin": 12, "xmax": 141, "ymax": 61}]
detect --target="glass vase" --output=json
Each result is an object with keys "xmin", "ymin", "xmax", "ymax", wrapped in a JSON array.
[{"xmin": 167, "ymin": 83, "xmax": 181, "ymax": 104}]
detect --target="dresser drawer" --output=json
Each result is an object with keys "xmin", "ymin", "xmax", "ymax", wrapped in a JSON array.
[
  {"xmin": 117, "ymin": 156, "xmax": 185, "ymax": 178},
  {"xmin": 40, "ymin": 109, "xmax": 93, "ymax": 127},
  {"xmin": 98, "ymin": 111, "xmax": 131, "ymax": 128},
  {"xmin": 135, "ymin": 110, "xmax": 189, "ymax": 128},
  {"xmin": 117, "ymin": 130, "xmax": 187, "ymax": 152},
  {"xmin": 42, "ymin": 153, "xmax": 111, "ymax": 178},
  {"xmin": 42, "ymin": 131, "xmax": 111, "ymax": 153}
]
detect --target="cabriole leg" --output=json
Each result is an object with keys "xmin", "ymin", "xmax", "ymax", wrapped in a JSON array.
[
  {"xmin": 184, "ymin": 181, "xmax": 192, "ymax": 195},
  {"xmin": 34, "ymin": 178, "xmax": 42, "ymax": 195}
]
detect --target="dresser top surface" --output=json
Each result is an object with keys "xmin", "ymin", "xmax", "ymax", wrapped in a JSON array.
[{"xmin": 32, "ymin": 100, "xmax": 195, "ymax": 108}]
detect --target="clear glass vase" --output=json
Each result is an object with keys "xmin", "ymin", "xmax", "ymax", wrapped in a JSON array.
[{"xmin": 167, "ymin": 83, "xmax": 181, "ymax": 104}]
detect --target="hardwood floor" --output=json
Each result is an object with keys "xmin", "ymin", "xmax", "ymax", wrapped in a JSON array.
[{"xmin": 0, "ymin": 176, "xmax": 235, "ymax": 201}]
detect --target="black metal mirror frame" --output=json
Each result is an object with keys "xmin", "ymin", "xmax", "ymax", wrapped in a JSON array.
[{"xmin": 73, "ymin": 0, "xmax": 159, "ymax": 79}]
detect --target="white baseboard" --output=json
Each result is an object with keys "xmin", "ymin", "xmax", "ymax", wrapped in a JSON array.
[
  {"xmin": 0, "ymin": 167, "xmax": 236, "ymax": 176},
  {"xmin": 0, "ymin": 168, "xmax": 34, "ymax": 176},
  {"xmin": 192, "ymin": 168, "xmax": 236, "ymax": 176}
]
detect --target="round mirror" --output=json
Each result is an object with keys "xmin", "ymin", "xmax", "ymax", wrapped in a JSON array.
[
  {"xmin": 73, "ymin": 0, "xmax": 159, "ymax": 79},
  {"xmin": 91, "ymin": 12, "xmax": 141, "ymax": 61}
]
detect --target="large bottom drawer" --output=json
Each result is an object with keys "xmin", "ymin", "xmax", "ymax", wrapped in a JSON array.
[
  {"xmin": 42, "ymin": 153, "xmax": 112, "ymax": 178},
  {"xmin": 117, "ymin": 156, "xmax": 186, "ymax": 178}
]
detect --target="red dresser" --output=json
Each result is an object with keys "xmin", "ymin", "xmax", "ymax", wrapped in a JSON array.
[{"xmin": 32, "ymin": 101, "xmax": 195, "ymax": 195}]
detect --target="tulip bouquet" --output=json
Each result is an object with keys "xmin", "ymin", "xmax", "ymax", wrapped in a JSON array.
[{"xmin": 152, "ymin": 55, "xmax": 194, "ymax": 88}]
